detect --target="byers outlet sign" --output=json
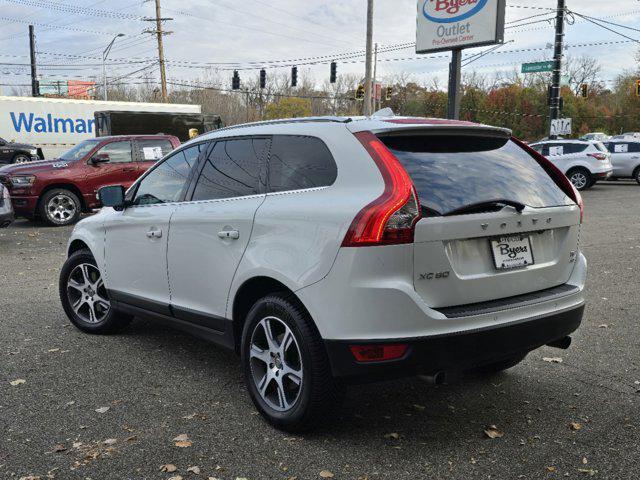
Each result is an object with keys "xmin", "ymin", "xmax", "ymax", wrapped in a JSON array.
[{"xmin": 416, "ymin": 0, "xmax": 505, "ymax": 53}]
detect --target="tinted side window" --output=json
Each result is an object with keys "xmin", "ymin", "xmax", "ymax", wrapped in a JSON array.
[
  {"xmin": 268, "ymin": 135, "xmax": 337, "ymax": 192},
  {"xmin": 192, "ymin": 138, "xmax": 267, "ymax": 201},
  {"xmin": 133, "ymin": 145, "xmax": 199, "ymax": 205},
  {"xmin": 629, "ymin": 143, "xmax": 640, "ymax": 153},
  {"xmin": 136, "ymin": 139, "xmax": 174, "ymax": 161},
  {"xmin": 97, "ymin": 141, "xmax": 132, "ymax": 163}
]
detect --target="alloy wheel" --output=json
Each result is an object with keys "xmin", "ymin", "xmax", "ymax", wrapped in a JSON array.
[
  {"xmin": 47, "ymin": 194, "xmax": 77, "ymax": 223},
  {"xmin": 570, "ymin": 171, "xmax": 588, "ymax": 190},
  {"xmin": 14, "ymin": 155, "xmax": 30, "ymax": 164},
  {"xmin": 249, "ymin": 316, "xmax": 303, "ymax": 412},
  {"xmin": 66, "ymin": 263, "xmax": 110, "ymax": 324}
]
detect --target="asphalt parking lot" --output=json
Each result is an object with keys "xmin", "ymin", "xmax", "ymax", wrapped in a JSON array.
[{"xmin": 1, "ymin": 181, "xmax": 639, "ymax": 480}]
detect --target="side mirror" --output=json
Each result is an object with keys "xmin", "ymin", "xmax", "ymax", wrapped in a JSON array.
[
  {"xmin": 91, "ymin": 153, "xmax": 110, "ymax": 164},
  {"xmin": 98, "ymin": 185, "xmax": 126, "ymax": 210}
]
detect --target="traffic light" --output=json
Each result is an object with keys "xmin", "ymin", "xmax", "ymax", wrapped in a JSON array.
[
  {"xmin": 355, "ymin": 84, "xmax": 365, "ymax": 100},
  {"xmin": 330, "ymin": 62, "xmax": 337, "ymax": 83},
  {"xmin": 580, "ymin": 83, "xmax": 588, "ymax": 98},
  {"xmin": 636, "ymin": 79, "xmax": 640, "ymax": 97},
  {"xmin": 385, "ymin": 86, "xmax": 393, "ymax": 101},
  {"xmin": 259, "ymin": 69, "xmax": 266, "ymax": 89},
  {"xmin": 291, "ymin": 66, "xmax": 298, "ymax": 87},
  {"xmin": 232, "ymin": 70, "xmax": 240, "ymax": 90}
]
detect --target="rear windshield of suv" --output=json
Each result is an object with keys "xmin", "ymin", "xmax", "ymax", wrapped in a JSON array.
[{"xmin": 378, "ymin": 134, "xmax": 573, "ymax": 216}]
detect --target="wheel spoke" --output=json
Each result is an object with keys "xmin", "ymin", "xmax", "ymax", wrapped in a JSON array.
[
  {"xmin": 68, "ymin": 278, "xmax": 85, "ymax": 292},
  {"xmin": 284, "ymin": 369, "xmax": 302, "ymax": 386},
  {"xmin": 275, "ymin": 377, "xmax": 289, "ymax": 410},
  {"xmin": 257, "ymin": 372, "xmax": 271, "ymax": 397},
  {"xmin": 87, "ymin": 303, "xmax": 97, "ymax": 323},
  {"xmin": 262, "ymin": 319, "xmax": 279, "ymax": 352},
  {"xmin": 71, "ymin": 297, "xmax": 84, "ymax": 314},
  {"xmin": 281, "ymin": 330, "xmax": 294, "ymax": 355},
  {"xmin": 249, "ymin": 344, "xmax": 271, "ymax": 365},
  {"xmin": 94, "ymin": 295, "xmax": 110, "ymax": 310}
]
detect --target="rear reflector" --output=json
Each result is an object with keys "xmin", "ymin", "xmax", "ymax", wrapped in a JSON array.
[
  {"xmin": 512, "ymin": 137, "xmax": 584, "ymax": 223},
  {"xmin": 587, "ymin": 153, "xmax": 607, "ymax": 161},
  {"xmin": 342, "ymin": 131, "xmax": 421, "ymax": 247},
  {"xmin": 349, "ymin": 344, "xmax": 408, "ymax": 362}
]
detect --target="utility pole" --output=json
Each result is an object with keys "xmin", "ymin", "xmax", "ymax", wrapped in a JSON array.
[
  {"xmin": 372, "ymin": 43, "xmax": 378, "ymax": 112},
  {"xmin": 102, "ymin": 34, "xmax": 124, "ymax": 101},
  {"xmin": 447, "ymin": 48, "xmax": 462, "ymax": 119},
  {"xmin": 28, "ymin": 25, "xmax": 39, "ymax": 97},
  {"xmin": 549, "ymin": 0, "xmax": 566, "ymax": 139},
  {"xmin": 363, "ymin": 0, "xmax": 374, "ymax": 116},
  {"xmin": 143, "ymin": 0, "xmax": 172, "ymax": 102}
]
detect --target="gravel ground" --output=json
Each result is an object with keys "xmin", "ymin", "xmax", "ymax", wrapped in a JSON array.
[{"xmin": 1, "ymin": 181, "xmax": 638, "ymax": 480}]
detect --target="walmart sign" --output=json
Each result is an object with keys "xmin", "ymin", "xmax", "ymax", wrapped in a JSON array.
[{"xmin": 9, "ymin": 112, "xmax": 95, "ymax": 134}]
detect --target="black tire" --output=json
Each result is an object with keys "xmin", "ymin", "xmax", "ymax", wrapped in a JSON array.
[
  {"xmin": 12, "ymin": 154, "xmax": 30, "ymax": 164},
  {"xmin": 567, "ymin": 168, "xmax": 592, "ymax": 191},
  {"xmin": 59, "ymin": 249, "xmax": 133, "ymax": 334},
  {"xmin": 241, "ymin": 293, "xmax": 344, "ymax": 432},
  {"xmin": 469, "ymin": 354, "xmax": 527, "ymax": 376},
  {"xmin": 634, "ymin": 167, "xmax": 640, "ymax": 185},
  {"xmin": 39, "ymin": 188, "xmax": 82, "ymax": 226}
]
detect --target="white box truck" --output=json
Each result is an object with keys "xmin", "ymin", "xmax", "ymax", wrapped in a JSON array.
[{"xmin": 0, "ymin": 96, "xmax": 201, "ymax": 158}]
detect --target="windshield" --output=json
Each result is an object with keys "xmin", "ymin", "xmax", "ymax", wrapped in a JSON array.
[
  {"xmin": 59, "ymin": 139, "xmax": 101, "ymax": 161},
  {"xmin": 379, "ymin": 134, "xmax": 574, "ymax": 217}
]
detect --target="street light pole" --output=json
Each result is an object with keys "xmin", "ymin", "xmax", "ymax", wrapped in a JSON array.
[{"xmin": 103, "ymin": 34, "xmax": 125, "ymax": 101}]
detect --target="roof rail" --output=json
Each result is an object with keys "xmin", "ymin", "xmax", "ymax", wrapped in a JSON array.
[{"xmin": 213, "ymin": 116, "xmax": 353, "ymax": 133}]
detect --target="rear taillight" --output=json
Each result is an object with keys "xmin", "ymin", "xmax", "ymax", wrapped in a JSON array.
[
  {"xmin": 342, "ymin": 131, "xmax": 421, "ymax": 247},
  {"xmin": 512, "ymin": 137, "xmax": 584, "ymax": 223},
  {"xmin": 587, "ymin": 153, "xmax": 607, "ymax": 161}
]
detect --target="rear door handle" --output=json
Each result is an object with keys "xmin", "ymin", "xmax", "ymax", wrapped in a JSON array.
[
  {"xmin": 217, "ymin": 230, "xmax": 239, "ymax": 239},
  {"xmin": 146, "ymin": 228, "xmax": 162, "ymax": 239}
]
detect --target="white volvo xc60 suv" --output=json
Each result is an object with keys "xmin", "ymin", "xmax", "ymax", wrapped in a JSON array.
[{"xmin": 60, "ymin": 115, "xmax": 587, "ymax": 431}]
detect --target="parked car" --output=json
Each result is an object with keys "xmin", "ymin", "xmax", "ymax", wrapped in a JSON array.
[
  {"xmin": 579, "ymin": 132, "xmax": 609, "ymax": 142},
  {"xmin": 0, "ymin": 183, "xmax": 14, "ymax": 228},
  {"xmin": 0, "ymin": 136, "xmax": 41, "ymax": 165},
  {"xmin": 0, "ymin": 134, "xmax": 179, "ymax": 226},
  {"xmin": 529, "ymin": 139, "xmax": 612, "ymax": 190},
  {"xmin": 604, "ymin": 139, "xmax": 640, "ymax": 184},
  {"xmin": 59, "ymin": 115, "xmax": 586, "ymax": 432}
]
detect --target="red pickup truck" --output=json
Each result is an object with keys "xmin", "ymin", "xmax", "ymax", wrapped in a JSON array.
[{"xmin": 0, "ymin": 134, "xmax": 180, "ymax": 226}]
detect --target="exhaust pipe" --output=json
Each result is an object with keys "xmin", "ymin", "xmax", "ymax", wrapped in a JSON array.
[
  {"xmin": 547, "ymin": 336, "xmax": 572, "ymax": 350},
  {"xmin": 419, "ymin": 371, "xmax": 447, "ymax": 385}
]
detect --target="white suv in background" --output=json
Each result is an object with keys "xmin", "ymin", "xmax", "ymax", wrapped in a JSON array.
[
  {"xmin": 604, "ymin": 139, "xmax": 640, "ymax": 184},
  {"xmin": 59, "ymin": 115, "xmax": 587, "ymax": 432},
  {"xmin": 529, "ymin": 139, "xmax": 612, "ymax": 190}
]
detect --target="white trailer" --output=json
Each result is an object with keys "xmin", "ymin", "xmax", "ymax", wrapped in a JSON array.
[{"xmin": 0, "ymin": 96, "xmax": 201, "ymax": 158}]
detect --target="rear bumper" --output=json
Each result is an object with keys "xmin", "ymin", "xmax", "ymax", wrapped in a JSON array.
[{"xmin": 325, "ymin": 304, "xmax": 584, "ymax": 383}]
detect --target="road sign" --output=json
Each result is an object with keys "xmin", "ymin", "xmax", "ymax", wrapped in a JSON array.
[
  {"xmin": 550, "ymin": 118, "xmax": 572, "ymax": 136},
  {"xmin": 521, "ymin": 61, "xmax": 554, "ymax": 74}
]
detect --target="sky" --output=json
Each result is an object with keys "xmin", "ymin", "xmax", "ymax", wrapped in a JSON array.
[{"xmin": 1, "ymin": 0, "xmax": 640, "ymax": 96}]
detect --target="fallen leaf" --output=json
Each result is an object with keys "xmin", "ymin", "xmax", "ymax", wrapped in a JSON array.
[
  {"xmin": 161, "ymin": 464, "xmax": 178, "ymax": 473},
  {"xmin": 319, "ymin": 471, "xmax": 334, "ymax": 479},
  {"xmin": 95, "ymin": 406, "xmax": 110, "ymax": 414},
  {"xmin": 48, "ymin": 348, "xmax": 60, "ymax": 353},
  {"xmin": 598, "ymin": 324, "xmax": 609, "ymax": 329},
  {"xmin": 578, "ymin": 468, "xmax": 598, "ymax": 476},
  {"xmin": 582, "ymin": 458, "xmax": 588, "ymax": 465},
  {"xmin": 484, "ymin": 425, "xmax": 504, "ymax": 439},
  {"xmin": 10, "ymin": 379, "xmax": 26, "ymax": 386},
  {"xmin": 168, "ymin": 476, "xmax": 183, "ymax": 480},
  {"xmin": 543, "ymin": 357, "xmax": 563, "ymax": 364},
  {"xmin": 173, "ymin": 434, "xmax": 192, "ymax": 448},
  {"xmin": 384, "ymin": 432, "xmax": 400, "ymax": 440},
  {"xmin": 53, "ymin": 444, "xmax": 66, "ymax": 452},
  {"xmin": 413, "ymin": 404, "xmax": 426, "ymax": 411},
  {"xmin": 570, "ymin": 422, "xmax": 583, "ymax": 431},
  {"xmin": 103, "ymin": 438, "xmax": 117, "ymax": 445},
  {"xmin": 187, "ymin": 466, "xmax": 201, "ymax": 474},
  {"xmin": 547, "ymin": 466, "xmax": 557, "ymax": 472}
]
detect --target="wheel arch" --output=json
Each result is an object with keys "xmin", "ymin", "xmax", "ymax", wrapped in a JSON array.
[
  {"xmin": 68, "ymin": 238, "xmax": 91, "ymax": 257},
  {"xmin": 230, "ymin": 276, "xmax": 310, "ymax": 355},
  {"xmin": 38, "ymin": 183, "xmax": 87, "ymax": 212}
]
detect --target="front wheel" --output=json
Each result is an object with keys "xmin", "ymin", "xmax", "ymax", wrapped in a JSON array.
[
  {"xmin": 39, "ymin": 188, "xmax": 81, "ymax": 226},
  {"xmin": 241, "ymin": 294, "xmax": 344, "ymax": 432},
  {"xmin": 567, "ymin": 168, "xmax": 592, "ymax": 191},
  {"xmin": 12, "ymin": 154, "xmax": 30, "ymax": 164},
  {"xmin": 59, "ymin": 249, "xmax": 132, "ymax": 334}
]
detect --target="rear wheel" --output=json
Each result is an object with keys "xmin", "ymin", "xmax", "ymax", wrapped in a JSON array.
[
  {"xmin": 241, "ymin": 293, "xmax": 344, "ymax": 432},
  {"xmin": 39, "ymin": 188, "xmax": 81, "ymax": 226},
  {"xmin": 59, "ymin": 249, "xmax": 132, "ymax": 334},
  {"xmin": 634, "ymin": 167, "xmax": 640, "ymax": 185},
  {"xmin": 12, "ymin": 154, "xmax": 30, "ymax": 164},
  {"xmin": 567, "ymin": 168, "xmax": 592, "ymax": 191}
]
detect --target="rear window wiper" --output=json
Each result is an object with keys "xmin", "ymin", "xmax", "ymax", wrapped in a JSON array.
[{"xmin": 444, "ymin": 199, "xmax": 527, "ymax": 217}]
